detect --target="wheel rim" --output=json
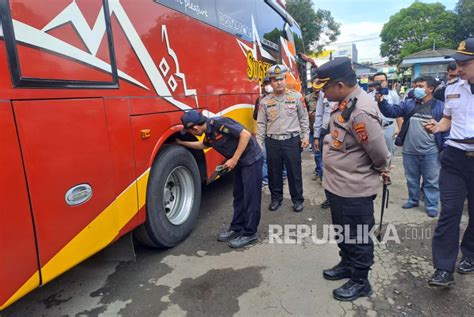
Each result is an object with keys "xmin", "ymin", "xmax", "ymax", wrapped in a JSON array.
[{"xmin": 163, "ymin": 166, "xmax": 194, "ymax": 225}]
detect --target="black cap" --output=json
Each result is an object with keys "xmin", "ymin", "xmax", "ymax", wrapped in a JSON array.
[
  {"xmin": 314, "ymin": 57, "xmax": 356, "ymax": 89},
  {"xmin": 180, "ymin": 110, "xmax": 207, "ymax": 135},
  {"xmin": 450, "ymin": 38, "xmax": 474, "ymax": 62}
]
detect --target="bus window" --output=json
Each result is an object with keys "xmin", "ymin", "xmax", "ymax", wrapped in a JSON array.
[
  {"xmin": 215, "ymin": 0, "xmax": 256, "ymax": 42},
  {"xmin": 3, "ymin": 0, "xmax": 118, "ymax": 88},
  {"xmin": 155, "ymin": 0, "xmax": 218, "ymax": 27},
  {"xmin": 290, "ymin": 24, "xmax": 304, "ymax": 55},
  {"xmin": 255, "ymin": 0, "xmax": 284, "ymax": 55}
]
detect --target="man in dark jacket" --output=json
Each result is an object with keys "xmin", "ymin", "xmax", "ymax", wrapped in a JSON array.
[{"xmin": 376, "ymin": 76, "xmax": 449, "ymax": 217}]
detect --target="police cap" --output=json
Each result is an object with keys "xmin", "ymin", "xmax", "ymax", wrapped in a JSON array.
[
  {"xmin": 180, "ymin": 110, "xmax": 207, "ymax": 135},
  {"xmin": 267, "ymin": 64, "xmax": 288, "ymax": 80},
  {"xmin": 314, "ymin": 57, "xmax": 356, "ymax": 89},
  {"xmin": 450, "ymin": 38, "xmax": 474, "ymax": 62}
]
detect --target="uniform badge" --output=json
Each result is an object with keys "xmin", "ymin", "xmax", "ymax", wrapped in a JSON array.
[
  {"xmin": 219, "ymin": 125, "xmax": 230, "ymax": 134},
  {"xmin": 333, "ymin": 140, "xmax": 342, "ymax": 148},
  {"xmin": 458, "ymin": 41, "xmax": 466, "ymax": 51},
  {"xmin": 266, "ymin": 99, "xmax": 277, "ymax": 106},
  {"xmin": 446, "ymin": 94, "xmax": 461, "ymax": 100},
  {"xmin": 354, "ymin": 123, "xmax": 368, "ymax": 142},
  {"xmin": 332, "ymin": 130, "xmax": 339, "ymax": 138},
  {"xmin": 270, "ymin": 107, "xmax": 277, "ymax": 119},
  {"xmin": 337, "ymin": 115, "xmax": 345, "ymax": 123},
  {"xmin": 338, "ymin": 100, "xmax": 348, "ymax": 111}
]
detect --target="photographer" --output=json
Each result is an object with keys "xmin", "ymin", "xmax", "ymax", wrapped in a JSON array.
[
  {"xmin": 371, "ymin": 72, "xmax": 401, "ymax": 155},
  {"xmin": 376, "ymin": 76, "xmax": 448, "ymax": 217}
]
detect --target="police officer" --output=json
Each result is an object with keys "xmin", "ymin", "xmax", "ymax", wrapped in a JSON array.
[
  {"xmin": 176, "ymin": 110, "xmax": 263, "ymax": 248},
  {"xmin": 315, "ymin": 57, "xmax": 391, "ymax": 301},
  {"xmin": 256, "ymin": 64, "xmax": 310, "ymax": 212},
  {"xmin": 426, "ymin": 38, "xmax": 474, "ymax": 287}
]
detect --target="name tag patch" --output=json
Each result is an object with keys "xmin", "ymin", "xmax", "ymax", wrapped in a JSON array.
[{"xmin": 446, "ymin": 94, "xmax": 460, "ymax": 100}]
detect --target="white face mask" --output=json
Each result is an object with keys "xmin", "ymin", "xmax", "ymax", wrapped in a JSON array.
[{"xmin": 264, "ymin": 85, "xmax": 273, "ymax": 94}]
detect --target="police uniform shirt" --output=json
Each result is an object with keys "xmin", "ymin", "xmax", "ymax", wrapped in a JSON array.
[
  {"xmin": 203, "ymin": 117, "xmax": 262, "ymax": 166},
  {"xmin": 444, "ymin": 79, "xmax": 474, "ymax": 151},
  {"xmin": 256, "ymin": 89, "xmax": 310, "ymax": 147},
  {"xmin": 323, "ymin": 86, "xmax": 391, "ymax": 197}
]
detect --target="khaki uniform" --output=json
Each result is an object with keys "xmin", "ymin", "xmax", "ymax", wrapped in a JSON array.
[
  {"xmin": 323, "ymin": 86, "xmax": 391, "ymax": 197},
  {"xmin": 256, "ymin": 89, "xmax": 310, "ymax": 205},
  {"xmin": 305, "ymin": 92, "xmax": 318, "ymax": 133},
  {"xmin": 256, "ymin": 89, "xmax": 310, "ymax": 147}
]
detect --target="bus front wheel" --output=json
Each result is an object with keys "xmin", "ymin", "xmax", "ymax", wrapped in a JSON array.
[{"xmin": 135, "ymin": 144, "xmax": 201, "ymax": 248}]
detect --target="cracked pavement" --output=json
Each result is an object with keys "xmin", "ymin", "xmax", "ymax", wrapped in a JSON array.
[{"xmin": 2, "ymin": 151, "xmax": 473, "ymax": 316}]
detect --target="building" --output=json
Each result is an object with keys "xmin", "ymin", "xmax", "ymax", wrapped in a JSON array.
[
  {"xmin": 333, "ymin": 43, "xmax": 358, "ymax": 63},
  {"xmin": 399, "ymin": 48, "xmax": 456, "ymax": 81}
]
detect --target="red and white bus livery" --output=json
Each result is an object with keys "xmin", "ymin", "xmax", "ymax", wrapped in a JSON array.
[{"xmin": 0, "ymin": 0, "xmax": 304, "ymax": 309}]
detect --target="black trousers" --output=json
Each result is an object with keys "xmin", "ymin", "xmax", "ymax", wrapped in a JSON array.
[
  {"xmin": 266, "ymin": 136, "xmax": 304, "ymax": 204},
  {"xmin": 432, "ymin": 146, "xmax": 474, "ymax": 272},
  {"xmin": 326, "ymin": 191, "xmax": 376, "ymax": 273},
  {"xmin": 229, "ymin": 158, "xmax": 263, "ymax": 236}
]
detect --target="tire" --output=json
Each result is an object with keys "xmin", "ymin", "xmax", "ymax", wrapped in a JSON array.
[{"xmin": 134, "ymin": 144, "xmax": 201, "ymax": 248}]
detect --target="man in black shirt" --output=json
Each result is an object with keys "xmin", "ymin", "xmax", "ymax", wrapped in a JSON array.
[{"xmin": 177, "ymin": 110, "xmax": 263, "ymax": 248}]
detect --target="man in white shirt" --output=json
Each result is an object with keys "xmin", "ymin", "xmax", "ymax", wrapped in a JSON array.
[
  {"xmin": 372, "ymin": 72, "xmax": 401, "ymax": 155},
  {"xmin": 425, "ymin": 37, "xmax": 474, "ymax": 287}
]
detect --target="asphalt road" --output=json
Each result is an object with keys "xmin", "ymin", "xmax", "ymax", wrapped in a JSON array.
[{"xmin": 3, "ymin": 151, "xmax": 474, "ymax": 316}]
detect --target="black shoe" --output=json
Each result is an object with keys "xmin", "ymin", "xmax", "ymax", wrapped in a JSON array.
[
  {"xmin": 321, "ymin": 199, "xmax": 330, "ymax": 209},
  {"xmin": 293, "ymin": 202, "xmax": 304, "ymax": 212},
  {"xmin": 228, "ymin": 233, "xmax": 258, "ymax": 248},
  {"xmin": 323, "ymin": 261, "xmax": 352, "ymax": 280},
  {"xmin": 457, "ymin": 257, "xmax": 474, "ymax": 274},
  {"xmin": 428, "ymin": 269, "xmax": 455, "ymax": 287},
  {"xmin": 217, "ymin": 230, "xmax": 240, "ymax": 242},
  {"xmin": 333, "ymin": 279, "xmax": 373, "ymax": 301},
  {"xmin": 269, "ymin": 200, "xmax": 282, "ymax": 211}
]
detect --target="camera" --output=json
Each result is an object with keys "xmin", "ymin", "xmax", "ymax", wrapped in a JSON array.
[{"xmin": 369, "ymin": 81, "xmax": 389, "ymax": 95}]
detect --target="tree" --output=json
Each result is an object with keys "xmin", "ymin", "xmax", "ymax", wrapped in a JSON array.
[
  {"xmin": 456, "ymin": 0, "xmax": 474, "ymax": 40},
  {"xmin": 286, "ymin": 0, "xmax": 340, "ymax": 53},
  {"xmin": 380, "ymin": 2, "xmax": 459, "ymax": 65}
]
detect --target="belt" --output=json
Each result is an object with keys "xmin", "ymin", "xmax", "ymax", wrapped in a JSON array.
[
  {"xmin": 383, "ymin": 121, "xmax": 394, "ymax": 128},
  {"xmin": 448, "ymin": 145, "xmax": 474, "ymax": 158},
  {"xmin": 267, "ymin": 132, "xmax": 300, "ymax": 140}
]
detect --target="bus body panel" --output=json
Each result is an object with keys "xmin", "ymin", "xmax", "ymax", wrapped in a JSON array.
[{"xmin": 0, "ymin": 101, "xmax": 40, "ymax": 308}]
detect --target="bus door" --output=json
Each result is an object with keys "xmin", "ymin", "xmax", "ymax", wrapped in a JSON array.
[
  {"xmin": 12, "ymin": 98, "xmax": 118, "ymax": 286},
  {"xmin": 0, "ymin": 101, "xmax": 40, "ymax": 309}
]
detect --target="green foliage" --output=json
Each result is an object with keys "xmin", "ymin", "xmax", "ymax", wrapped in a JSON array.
[
  {"xmin": 286, "ymin": 0, "xmax": 340, "ymax": 53},
  {"xmin": 456, "ymin": 0, "xmax": 474, "ymax": 40},
  {"xmin": 380, "ymin": 2, "xmax": 460, "ymax": 65}
]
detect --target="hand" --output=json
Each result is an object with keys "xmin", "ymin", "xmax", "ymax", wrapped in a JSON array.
[
  {"xmin": 176, "ymin": 138, "xmax": 185, "ymax": 145},
  {"xmin": 313, "ymin": 138, "xmax": 320, "ymax": 152},
  {"xmin": 423, "ymin": 119, "xmax": 439, "ymax": 134},
  {"xmin": 301, "ymin": 139, "xmax": 310, "ymax": 148},
  {"xmin": 380, "ymin": 165, "xmax": 395, "ymax": 184},
  {"xmin": 223, "ymin": 157, "xmax": 238, "ymax": 170},
  {"xmin": 374, "ymin": 93, "xmax": 384, "ymax": 103},
  {"xmin": 392, "ymin": 132, "xmax": 398, "ymax": 139}
]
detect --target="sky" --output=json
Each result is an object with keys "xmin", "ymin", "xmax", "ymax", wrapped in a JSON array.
[{"xmin": 312, "ymin": 0, "xmax": 458, "ymax": 63}]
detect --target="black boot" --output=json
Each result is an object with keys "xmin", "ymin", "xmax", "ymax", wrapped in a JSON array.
[
  {"xmin": 333, "ymin": 270, "xmax": 372, "ymax": 301},
  {"xmin": 428, "ymin": 269, "xmax": 455, "ymax": 287},
  {"xmin": 323, "ymin": 260, "xmax": 352, "ymax": 280},
  {"xmin": 457, "ymin": 257, "xmax": 474, "ymax": 274},
  {"xmin": 269, "ymin": 200, "xmax": 282, "ymax": 211}
]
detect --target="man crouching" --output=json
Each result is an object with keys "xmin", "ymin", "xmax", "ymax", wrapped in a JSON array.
[{"xmin": 177, "ymin": 110, "xmax": 263, "ymax": 248}]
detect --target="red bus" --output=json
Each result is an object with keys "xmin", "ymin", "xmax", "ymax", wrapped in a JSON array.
[{"xmin": 0, "ymin": 0, "xmax": 304, "ymax": 309}]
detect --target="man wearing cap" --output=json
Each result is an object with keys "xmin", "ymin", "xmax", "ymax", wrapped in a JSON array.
[
  {"xmin": 315, "ymin": 57, "xmax": 391, "ymax": 301},
  {"xmin": 256, "ymin": 64, "xmax": 310, "ymax": 212},
  {"xmin": 176, "ymin": 110, "xmax": 263, "ymax": 248},
  {"xmin": 425, "ymin": 38, "xmax": 474, "ymax": 287}
]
